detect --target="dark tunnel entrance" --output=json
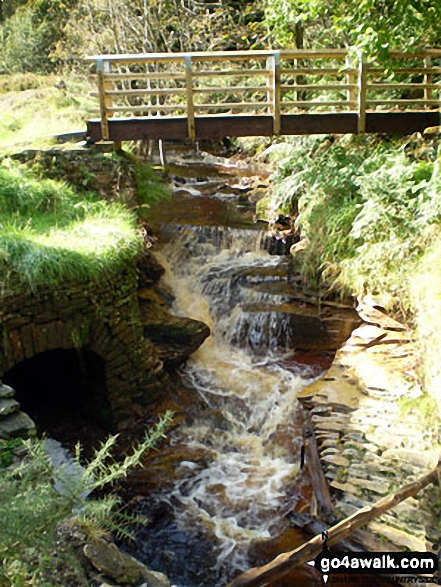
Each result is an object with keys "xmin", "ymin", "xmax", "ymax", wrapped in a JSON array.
[{"xmin": 3, "ymin": 348, "xmax": 113, "ymax": 446}]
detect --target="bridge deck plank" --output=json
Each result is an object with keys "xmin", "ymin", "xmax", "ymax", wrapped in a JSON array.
[{"xmin": 87, "ymin": 111, "xmax": 441, "ymax": 143}]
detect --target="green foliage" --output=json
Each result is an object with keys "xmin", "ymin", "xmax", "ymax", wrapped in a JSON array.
[
  {"xmin": 398, "ymin": 393, "xmax": 438, "ymax": 429},
  {"xmin": 263, "ymin": 0, "xmax": 441, "ymax": 55},
  {"xmin": 0, "ymin": 6, "xmax": 51, "ymax": 73},
  {"xmin": 136, "ymin": 162, "xmax": 171, "ymax": 219},
  {"xmin": 0, "ymin": 411, "xmax": 173, "ymax": 586},
  {"xmin": 0, "ymin": 160, "xmax": 143, "ymax": 294},
  {"xmin": 269, "ymin": 134, "xmax": 441, "ymax": 310},
  {"xmin": 0, "ymin": 437, "xmax": 23, "ymax": 468},
  {"xmin": 0, "ymin": 0, "xmax": 76, "ymax": 73},
  {"xmin": 410, "ymin": 240, "xmax": 441, "ymax": 405}
]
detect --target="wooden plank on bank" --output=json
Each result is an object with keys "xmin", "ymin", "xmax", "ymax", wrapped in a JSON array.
[
  {"xmin": 302, "ymin": 408, "xmax": 333, "ymax": 517},
  {"xmin": 226, "ymin": 460, "xmax": 441, "ymax": 587}
]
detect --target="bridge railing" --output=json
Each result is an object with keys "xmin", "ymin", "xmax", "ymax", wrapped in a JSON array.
[{"xmin": 86, "ymin": 49, "xmax": 441, "ymax": 140}]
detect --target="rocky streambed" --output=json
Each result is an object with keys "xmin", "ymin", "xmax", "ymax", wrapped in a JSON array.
[{"xmin": 2, "ymin": 145, "xmax": 438, "ymax": 587}]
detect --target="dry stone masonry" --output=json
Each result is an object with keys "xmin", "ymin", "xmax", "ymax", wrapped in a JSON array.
[
  {"xmin": 0, "ymin": 380, "xmax": 36, "ymax": 438},
  {"xmin": 0, "ymin": 266, "xmax": 164, "ymax": 429},
  {"xmin": 298, "ymin": 297, "xmax": 441, "ymax": 551}
]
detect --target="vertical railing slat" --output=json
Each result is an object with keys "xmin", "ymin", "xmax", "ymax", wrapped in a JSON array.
[
  {"xmin": 346, "ymin": 56, "xmax": 356, "ymax": 107},
  {"xmin": 97, "ymin": 59, "xmax": 110, "ymax": 140},
  {"xmin": 358, "ymin": 52, "xmax": 367, "ymax": 133},
  {"xmin": 272, "ymin": 51, "xmax": 281, "ymax": 135},
  {"xmin": 424, "ymin": 55, "xmax": 433, "ymax": 103},
  {"xmin": 185, "ymin": 55, "xmax": 196, "ymax": 142}
]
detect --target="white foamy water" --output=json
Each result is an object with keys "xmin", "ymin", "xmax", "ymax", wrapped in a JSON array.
[{"xmin": 155, "ymin": 224, "xmax": 315, "ymax": 573}]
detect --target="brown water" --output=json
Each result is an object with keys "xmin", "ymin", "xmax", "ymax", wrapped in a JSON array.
[
  {"xmin": 129, "ymin": 174, "xmax": 393, "ymax": 587},
  {"xmin": 125, "ymin": 180, "xmax": 333, "ymax": 586}
]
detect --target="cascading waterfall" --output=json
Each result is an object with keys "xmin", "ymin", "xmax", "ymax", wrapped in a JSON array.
[{"xmin": 137, "ymin": 218, "xmax": 321, "ymax": 586}]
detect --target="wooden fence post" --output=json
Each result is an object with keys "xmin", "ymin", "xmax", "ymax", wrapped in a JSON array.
[
  {"xmin": 185, "ymin": 55, "xmax": 196, "ymax": 142},
  {"xmin": 97, "ymin": 59, "xmax": 110, "ymax": 141},
  {"xmin": 357, "ymin": 51, "xmax": 367, "ymax": 133}
]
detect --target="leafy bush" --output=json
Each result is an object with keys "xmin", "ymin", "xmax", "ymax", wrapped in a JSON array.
[{"xmin": 0, "ymin": 412, "xmax": 173, "ymax": 587}]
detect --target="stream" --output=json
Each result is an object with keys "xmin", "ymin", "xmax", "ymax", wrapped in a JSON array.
[{"xmin": 127, "ymin": 161, "xmax": 339, "ymax": 587}]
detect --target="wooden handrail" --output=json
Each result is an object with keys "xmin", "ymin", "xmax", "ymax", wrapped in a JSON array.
[{"xmin": 87, "ymin": 48, "xmax": 441, "ymax": 141}]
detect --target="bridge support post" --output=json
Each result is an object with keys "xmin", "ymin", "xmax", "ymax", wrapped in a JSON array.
[
  {"xmin": 269, "ymin": 51, "xmax": 281, "ymax": 135},
  {"xmin": 185, "ymin": 55, "xmax": 196, "ymax": 142},
  {"xmin": 357, "ymin": 51, "xmax": 367, "ymax": 133},
  {"xmin": 97, "ymin": 59, "xmax": 110, "ymax": 141}
]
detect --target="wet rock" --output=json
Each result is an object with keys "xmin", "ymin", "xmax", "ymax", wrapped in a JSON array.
[
  {"xmin": 84, "ymin": 538, "xmax": 170, "ymax": 586},
  {"xmin": 0, "ymin": 383, "xmax": 14, "ymax": 399},
  {"xmin": 139, "ymin": 300, "xmax": 210, "ymax": 367},
  {"xmin": 137, "ymin": 253, "xmax": 165, "ymax": 286}
]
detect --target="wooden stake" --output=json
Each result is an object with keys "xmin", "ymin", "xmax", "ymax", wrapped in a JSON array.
[
  {"xmin": 227, "ymin": 460, "xmax": 441, "ymax": 587},
  {"xmin": 302, "ymin": 408, "xmax": 333, "ymax": 518}
]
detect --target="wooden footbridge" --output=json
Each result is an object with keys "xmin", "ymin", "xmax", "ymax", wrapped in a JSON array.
[{"xmin": 86, "ymin": 48, "xmax": 441, "ymax": 142}]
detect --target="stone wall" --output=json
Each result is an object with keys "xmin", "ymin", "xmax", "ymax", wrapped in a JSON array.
[{"xmin": 0, "ymin": 265, "xmax": 163, "ymax": 426}]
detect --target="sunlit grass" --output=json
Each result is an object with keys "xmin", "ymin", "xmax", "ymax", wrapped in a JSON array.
[
  {"xmin": 0, "ymin": 161, "xmax": 142, "ymax": 294},
  {"xmin": 0, "ymin": 73, "xmax": 96, "ymax": 155}
]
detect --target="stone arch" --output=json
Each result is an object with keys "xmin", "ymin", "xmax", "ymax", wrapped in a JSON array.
[
  {"xmin": 0, "ymin": 273, "xmax": 163, "ymax": 430},
  {"xmin": 3, "ymin": 347, "xmax": 112, "ymax": 435}
]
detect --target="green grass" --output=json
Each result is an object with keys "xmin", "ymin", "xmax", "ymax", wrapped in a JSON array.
[
  {"xmin": 0, "ymin": 160, "xmax": 142, "ymax": 294},
  {"xmin": 267, "ymin": 134, "xmax": 441, "ymax": 311}
]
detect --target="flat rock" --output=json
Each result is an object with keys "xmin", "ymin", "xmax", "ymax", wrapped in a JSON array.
[
  {"xmin": 0, "ymin": 411, "xmax": 36, "ymax": 438},
  {"xmin": 322, "ymin": 454, "xmax": 350, "ymax": 467},
  {"xmin": 0, "ymin": 398, "xmax": 20, "ymax": 418},
  {"xmin": 381, "ymin": 448, "xmax": 439, "ymax": 469},
  {"xmin": 0, "ymin": 383, "xmax": 14, "ymax": 399},
  {"xmin": 351, "ymin": 477, "xmax": 390, "ymax": 494},
  {"xmin": 368, "ymin": 522, "xmax": 426, "ymax": 551},
  {"xmin": 84, "ymin": 538, "xmax": 170, "ymax": 586},
  {"xmin": 356, "ymin": 300, "xmax": 407, "ymax": 331},
  {"xmin": 330, "ymin": 480, "xmax": 361, "ymax": 495}
]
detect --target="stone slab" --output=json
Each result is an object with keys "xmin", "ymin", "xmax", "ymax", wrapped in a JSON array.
[
  {"xmin": 0, "ymin": 398, "xmax": 20, "ymax": 418},
  {"xmin": 0, "ymin": 411, "xmax": 36, "ymax": 438}
]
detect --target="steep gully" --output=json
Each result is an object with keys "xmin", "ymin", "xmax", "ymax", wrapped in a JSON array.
[{"xmin": 124, "ymin": 152, "xmax": 363, "ymax": 587}]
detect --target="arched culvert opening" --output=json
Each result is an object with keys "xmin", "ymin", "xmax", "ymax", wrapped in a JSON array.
[{"xmin": 3, "ymin": 348, "xmax": 114, "ymax": 444}]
